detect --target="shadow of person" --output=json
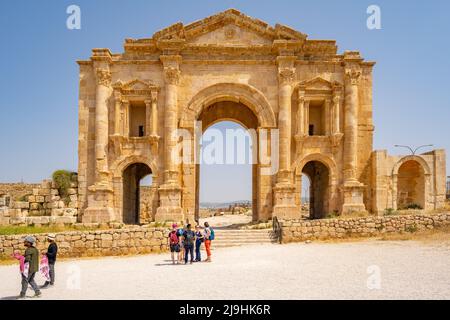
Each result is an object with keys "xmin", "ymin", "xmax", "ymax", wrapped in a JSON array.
[{"xmin": 0, "ymin": 295, "xmax": 20, "ymax": 300}]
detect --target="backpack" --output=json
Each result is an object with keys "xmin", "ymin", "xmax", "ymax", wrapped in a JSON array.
[
  {"xmin": 169, "ymin": 231, "xmax": 179, "ymax": 245},
  {"xmin": 209, "ymin": 227, "xmax": 215, "ymax": 240},
  {"xmin": 176, "ymin": 228, "xmax": 184, "ymax": 237},
  {"xmin": 184, "ymin": 230, "xmax": 195, "ymax": 246}
]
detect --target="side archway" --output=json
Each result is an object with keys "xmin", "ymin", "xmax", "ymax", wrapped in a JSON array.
[
  {"xmin": 110, "ymin": 156, "xmax": 159, "ymax": 224},
  {"xmin": 294, "ymin": 154, "xmax": 339, "ymax": 218},
  {"xmin": 392, "ymin": 156, "xmax": 431, "ymax": 210}
]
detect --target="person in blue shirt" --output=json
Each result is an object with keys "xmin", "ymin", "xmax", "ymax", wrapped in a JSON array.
[{"xmin": 194, "ymin": 225, "xmax": 204, "ymax": 262}]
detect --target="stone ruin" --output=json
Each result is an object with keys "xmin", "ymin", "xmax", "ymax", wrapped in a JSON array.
[{"xmin": 0, "ymin": 179, "xmax": 78, "ymax": 226}]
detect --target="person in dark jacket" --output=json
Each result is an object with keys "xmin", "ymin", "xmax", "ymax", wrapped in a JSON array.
[
  {"xmin": 41, "ymin": 234, "xmax": 58, "ymax": 288},
  {"xmin": 20, "ymin": 236, "xmax": 41, "ymax": 298}
]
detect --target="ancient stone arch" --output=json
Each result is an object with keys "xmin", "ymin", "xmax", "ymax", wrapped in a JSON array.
[
  {"xmin": 180, "ymin": 82, "xmax": 277, "ymax": 129},
  {"xmin": 294, "ymin": 153, "xmax": 339, "ymax": 217},
  {"xmin": 77, "ymin": 9, "xmax": 446, "ymax": 224},
  {"xmin": 391, "ymin": 156, "xmax": 432, "ymax": 210}
]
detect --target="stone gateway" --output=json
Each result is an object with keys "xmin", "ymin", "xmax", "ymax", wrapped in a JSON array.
[{"xmin": 77, "ymin": 9, "xmax": 446, "ymax": 224}]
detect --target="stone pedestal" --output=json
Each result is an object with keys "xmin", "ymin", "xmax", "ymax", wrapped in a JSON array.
[
  {"xmin": 82, "ymin": 185, "xmax": 115, "ymax": 223},
  {"xmin": 272, "ymin": 178, "xmax": 298, "ymax": 220},
  {"xmin": 341, "ymin": 181, "xmax": 367, "ymax": 215},
  {"xmin": 155, "ymin": 182, "xmax": 184, "ymax": 222}
]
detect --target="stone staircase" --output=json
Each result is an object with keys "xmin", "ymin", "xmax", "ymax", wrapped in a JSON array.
[{"xmin": 209, "ymin": 229, "xmax": 279, "ymax": 248}]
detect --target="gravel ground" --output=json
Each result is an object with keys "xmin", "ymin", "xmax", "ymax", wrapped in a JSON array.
[{"xmin": 1, "ymin": 240, "xmax": 449, "ymax": 300}]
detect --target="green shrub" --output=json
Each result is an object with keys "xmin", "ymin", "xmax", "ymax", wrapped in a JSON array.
[
  {"xmin": 384, "ymin": 208, "xmax": 397, "ymax": 216},
  {"xmin": 52, "ymin": 170, "xmax": 77, "ymax": 200},
  {"xmin": 405, "ymin": 224, "xmax": 418, "ymax": 233},
  {"xmin": 405, "ymin": 203, "xmax": 422, "ymax": 210}
]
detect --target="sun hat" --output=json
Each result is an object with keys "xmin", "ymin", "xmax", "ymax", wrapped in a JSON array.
[
  {"xmin": 24, "ymin": 235, "xmax": 36, "ymax": 244},
  {"xmin": 47, "ymin": 233, "xmax": 56, "ymax": 241}
]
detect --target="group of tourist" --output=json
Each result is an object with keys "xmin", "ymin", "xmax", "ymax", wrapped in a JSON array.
[
  {"xmin": 13, "ymin": 234, "xmax": 58, "ymax": 298},
  {"xmin": 167, "ymin": 221, "xmax": 214, "ymax": 264}
]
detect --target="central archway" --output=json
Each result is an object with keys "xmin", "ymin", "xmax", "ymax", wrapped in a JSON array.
[{"xmin": 195, "ymin": 101, "xmax": 259, "ymax": 224}]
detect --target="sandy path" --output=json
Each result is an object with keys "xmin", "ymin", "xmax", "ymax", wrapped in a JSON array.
[{"xmin": 1, "ymin": 240, "xmax": 449, "ymax": 300}]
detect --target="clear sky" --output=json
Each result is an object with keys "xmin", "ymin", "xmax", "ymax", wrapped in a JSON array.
[{"xmin": 1, "ymin": 0, "xmax": 449, "ymax": 202}]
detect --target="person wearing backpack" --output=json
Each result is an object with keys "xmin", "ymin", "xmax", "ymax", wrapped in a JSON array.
[
  {"xmin": 177, "ymin": 226, "xmax": 185, "ymax": 263},
  {"xmin": 194, "ymin": 225, "xmax": 204, "ymax": 262},
  {"xmin": 203, "ymin": 222, "xmax": 214, "ymax": 262},
  {"xmin": 167, "ymin": 224, "xmax": 180, "ymax": 264},
  {"xmin": 182, "ymin": 224, "xmax": 195, "ymax": 264}
]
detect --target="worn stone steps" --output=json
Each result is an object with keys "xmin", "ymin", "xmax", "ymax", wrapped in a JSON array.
[{"xmin": 206, "ymin": 228, "xmax": 279, "ymax": 248}]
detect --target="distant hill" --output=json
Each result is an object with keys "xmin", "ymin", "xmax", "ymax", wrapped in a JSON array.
[{"xmin": 200, "ymin": 200, "xmax": 251, "ymax": 209}]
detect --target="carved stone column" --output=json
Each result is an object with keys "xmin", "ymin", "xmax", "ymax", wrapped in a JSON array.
[
  {"xmin": 94, "ymin": 68, "xmax": 111, "ymax": 185},
  {"xmin": 272, "ymin": 55, "xmax": 298, "ymax": 220},
  {"xmin": 145, "ymin": 99, "xmax": 152, "ymax": 137},
  {"xmin": 324, "ymin": 98, "xmax": 331, "ymax": 136},
  {"xmin": 114, "ymin": 92, "xmax": 122, "ymax": 135},
  {"xmin": 297, "ymin": 88, "xmax": 305, "ymax": 136},
  {"xmin": 332, "ymin": 91, "xmax": 341, "ymax": 134},
  {"xmin": 155, "ymin": 54, "xmax": 184, "ymax": 222},
  {"xmin": 83, "ymin": 66, "xmax": 115, "ymax": 223},
  {"xmin": 150, "ymin": 90, "xmax": 158, "ymax": 136},
  {"xmin": 122, "ymin": 100, "xmax": 129, "ymax": 137},
  {"xmin": 341, "ymin": 64, "xmax": 367, "ymax": 214},
  {"xmin": 304, "ymin": 100, "xmax": 310, "ymax": 135}
]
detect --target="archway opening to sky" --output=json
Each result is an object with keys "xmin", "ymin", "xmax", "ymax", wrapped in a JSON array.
[{"xmin": 198, "ymin": 120, "xmax": 254, "ymax": 227}]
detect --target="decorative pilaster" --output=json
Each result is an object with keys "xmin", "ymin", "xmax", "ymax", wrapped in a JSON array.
[
  {"xmin": 122, "ymin": 100, "xmax": 130, "ymax": 137},
  {"xmin": 114, "ymin": 92, "xmax": 122, "ymax": 135},
  {"xmin": 296, "ymin": 87, "xmax": 305, "ymax": 136},
  {"xmin": 273, "ymin": 55, "xmax": 298, "ymax": 220},
  {"xmin": 324, "ymin": 98, "xmax": 331, "ymax": 136},
  {"xmin": 150, "ymin": 90, "xmax": 158, "ymax": 137},
  {"xmin": 144, "ymin": 99, "xmax": 152, "ymax": 137},
  {"xmin": 155, "ymin": 54, "xmax": 184, "ymax": 222},
  {"xmin": 83, "ymin": 63, "xmax": 115, "ymax": 223}
]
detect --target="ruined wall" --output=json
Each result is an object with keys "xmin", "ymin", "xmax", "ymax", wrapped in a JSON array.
[
  {"xmin": 281, "ymin": 213, "xmax": 450, "ymax": 243},
  {"xmin": 0, "ymin": 179, "xmax": 78, "ymax": 226},
  {"xmin": 0, "ymin": 226, "xmax": 170, "ymax": 258},
  {"xmin": 0, "ymin": 183, "xmax": 39, "ymax": 200}
]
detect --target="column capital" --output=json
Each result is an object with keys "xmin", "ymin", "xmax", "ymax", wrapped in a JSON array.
[
  {"xmin": 298, "ymin": 86, "xmax": 306, "ymax": 99},
  {"xmin": 95, "ymin": 68, "xmax": 111, "ymax": 87},
  {"xmin": 163, "ymin": 66, "xmax": 181, "ymax": 85},
  {"xmin": 150, "ymin": 90, "xmax": 158, "ymax": 103},
  {"xmin": 121, "ymin": 99, "xmax": 130, "ymax": 106},
  {"xmin": 278, "ymin": 67, "xmax": 296, "ymax": 85},
  {"xmin": 345, "ymin": 68, "xmax": 362, "ymax": 85}
]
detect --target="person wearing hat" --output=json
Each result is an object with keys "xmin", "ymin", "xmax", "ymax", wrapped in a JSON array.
[
  {"xmin": 41, "ymin": 233, "xmax": 58, "ymax": 288},
  {"xmin": 20, "ymin": 235, "xmax": 41, "ymax": 298}
]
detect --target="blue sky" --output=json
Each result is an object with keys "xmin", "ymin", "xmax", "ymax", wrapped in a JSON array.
[{"xmin": 1, "ymin": 0, "xmax": 449, "ymax": 202}]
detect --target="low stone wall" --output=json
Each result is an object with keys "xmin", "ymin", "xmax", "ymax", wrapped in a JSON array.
[
  {"xmin": 280, "ymin": 213, "xmax": 450, "ymax": 243},
  {"xmin": 0, "ymin": 227, "xmax": 170, "ymax": 259}
]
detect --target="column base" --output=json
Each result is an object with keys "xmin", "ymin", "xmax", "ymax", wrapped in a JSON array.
[
  {"xmin": 272, "ymin": 182, "xmax": 298, "ymax": 220},
  {"xmin": 341, "ymin": 180, "xmax": 368, "ymax": 215},
  {"xmin": 155, "ymin": 183, "xmax": 184, "ymax": 223},
  {"xmin": 82, "ymin": 207, "xmax": 115, "ymax": 224},
  {"xmin": 83, "ymin": 183, "xmax": 115, "ymax": 223}
]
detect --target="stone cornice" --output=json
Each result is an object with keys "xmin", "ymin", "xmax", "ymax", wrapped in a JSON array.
[{"xmin": 112, "ymin": 79, "xmax": 159, "ymax": 97}]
